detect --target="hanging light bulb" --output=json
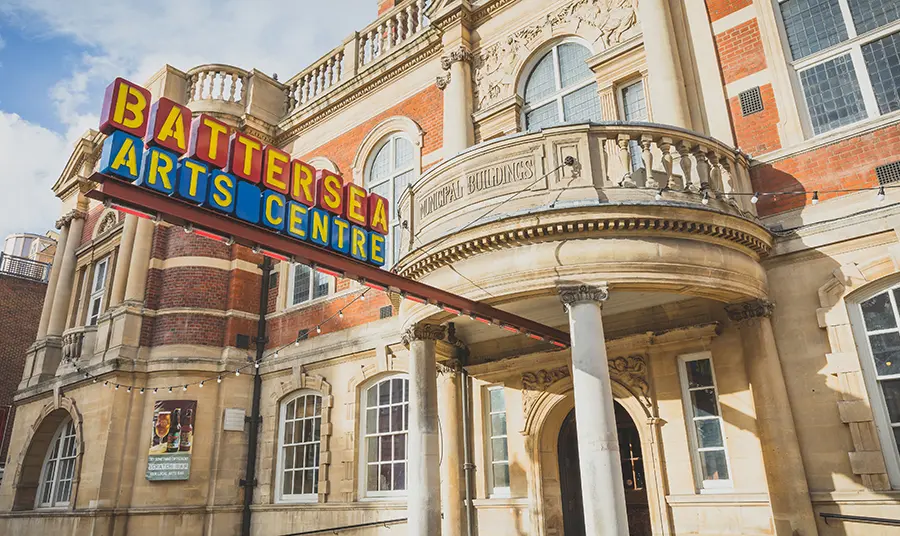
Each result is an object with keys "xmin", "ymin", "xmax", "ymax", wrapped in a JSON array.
[
  {"xmin": 877, "ymin": 187, "xmax": 886, "ymax": 202},
  {"xmin": 294, "ymin": 340, "xmax": 300, "ymax": 347},
  {"xmin": 811, "ymin": 191, "xmax": 819, "ymax": 205},
  {"xmin": 252, "ymin": 244, "xmax": 261, "ymax": 254},
  {"xmin": 140, "ymin": 388, "xmax": 145, "ymax": 394},
  {"xmin": 199, "ymin": 381, "xmax": 205, "ymax": 388},
  {"xmin": 104, "ymin": 381, "xmax": 109, "ymax": 387},
  {"xmin": 751, "ymin": 192, "xmax": 760, "ymax": 204},
  {"xmin": 168, "ymin": 387, "xmax": 173, "ymax": 393},
  {"xmin": 115, "ymin": 384, "xmax": 120, "ymax": 390},
  {"xmin": 359, "ymin": 293, "xmax": 366, "ymax": 301},
  {"xmin": 127, "ymin": 386, "xmax": 132, "ymax": 393},
  {"xmin": 183, "ymin": 223, "xmax": 194, "ymax": 234},
  {"xmin": 217, "ymin": 376, "xmax": 223, "ymax": 384},
  {"xmin": 153, "ymin": 388, "xmax": 159, "ymax": 394},
  {"xmin": 235, "ymin": 369, "xmax": 241, "ymax": 377},
  {"xmin": 339, "ymin": 310, "xmax": 344, "ymax": 319},
  {"xmin": 655, "ymin": 189, "xmax": 663, "ymax": 201},
  {"xmin": 92, "ymin": 378, "xmax": 97, "ymax": 383},
  {"xmin": 701, "ymin": 191, "xmax": 710, "ymax": 205},
  {"xmin": 255, "ymin": 360, "xmax": 261, "ymax": 368},
  {"xmin": 84, "ymin": 371, "xmax": 90, "ymax": 378},
  {"xmin": 316, "ymin": 325, "xmax": 322, "ymax": 334},
  {"xmin": 182, "ymin": 385, "xmax": 187, "ymax": 391}
]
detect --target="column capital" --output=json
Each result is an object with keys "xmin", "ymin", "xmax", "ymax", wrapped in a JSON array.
[
  {"xmin": 441, "ymin": 45, "xmax": 472, "ymax": 71},
  {"xmin": 559, "ymin": 284, "xmax": 609, "ymax": 308},
  {"xmin": 725, "ymin": 299, "xmax": 775, "ymax": 322},
  {"xmin": 56, "ymin": 209, "xmax": 87, "ymax": 229},
  {"xmin": 403, "ymin": 323, "xmax": 447, "ymax": 345}
]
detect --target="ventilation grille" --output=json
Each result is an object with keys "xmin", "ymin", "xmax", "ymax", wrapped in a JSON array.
[
  {"xmin": 379, "ymin": 306, "xmax": 393, "ymax": 319},
  {"xmin": 268, "ymin": 272, "xmax": 278, "ymax": 288},
  {"xmin": 235, "ymin": 334, "xmax": 251, "ymax": 349},
  {"xmin": 296, "ymin": 328, "xmax": 309, "ymax": 341},
  {"xmin": 876, "ymin": 161, "xmax": 900, "ymax": 186},
  {"xmin": 739, "ymin": 87, "xmax": 764, "ymax": 116}
]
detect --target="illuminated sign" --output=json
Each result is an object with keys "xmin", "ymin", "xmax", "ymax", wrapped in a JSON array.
[{"xmin": 97, "ymin": 77, "xmax": 389, "ymax": 267}]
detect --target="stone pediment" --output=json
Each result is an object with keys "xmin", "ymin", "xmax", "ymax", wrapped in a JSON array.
[{"xmin": 52, "ymin": 129, "xmax": 104, "ymax": 201}]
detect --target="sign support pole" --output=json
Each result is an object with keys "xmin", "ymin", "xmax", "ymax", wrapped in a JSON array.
[{"xmin": 240, "ymin": 256, "xmax": 271, "ymax": 536}]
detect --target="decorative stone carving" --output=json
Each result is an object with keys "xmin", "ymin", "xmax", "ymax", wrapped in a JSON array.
[
  {"xmin": 473, "ymin": 0, "xmax": 638, "ymax": 110},
  {"xmin": 55, "ymin": 209, "xmax": 87, "ymax": 229},
  {"xmin": 402, "ymin": 323, "xmax": 447, "ymax": 344},
  {"xmin": 95, "ymin": 211, "xmax": 118, "ymax": 236},
  {"xmin": 436, "ymin": 72, "xmax": 451, "ymax": 91},
  {"xmin": 559, "ymin": 284, "xmax": 609, "ymax": 308},
  {"xmin": 441, "ymin": 46, "xmax": 473, "ymax": 71},
  {"xmin": 725, "ymin": 299, "xmax": 775, "ymax": 322},
  {"xmin": 521, "ymin": 365, "xmax": 570, "ymax": 418}
]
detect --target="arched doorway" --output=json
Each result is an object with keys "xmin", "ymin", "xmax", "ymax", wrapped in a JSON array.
[{"xmin": 557, "ymin": 404, "xmax": 651, "ymax": 536}]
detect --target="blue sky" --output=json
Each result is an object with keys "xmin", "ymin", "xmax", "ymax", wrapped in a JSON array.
[{"xmin": 0, "ymin": 0, "xmax": 376, "ymax": 242}]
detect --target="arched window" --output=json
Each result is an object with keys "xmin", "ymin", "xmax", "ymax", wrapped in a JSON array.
[
  {"xmin": 852, "ymin": 284, "xmax": 900, "ymax": 487},
  {"xmin": 522, "ymin": 41, "xmax": 602, "ymax": 131},
  {"xmin": 365, "ymin": 134, "xmax": 416, "ymax": 266},
  {"xmin": 360, "ymin": 375, "xmax": 409, "ymax": 496},
  {"xmin": 36, "ymin": 418, "xmax": 77, "ymax": 508},
  {"xmin": 277, "ymin": 392, "xmax": 323, "ymax": 501}
]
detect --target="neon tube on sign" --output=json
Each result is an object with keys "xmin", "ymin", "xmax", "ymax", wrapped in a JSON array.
[{"xmin": 96, "ymin": 77, "xmax": 390, "ymax": 268}]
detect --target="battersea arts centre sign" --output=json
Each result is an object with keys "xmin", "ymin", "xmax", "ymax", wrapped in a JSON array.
[{"xmin": 97, "ymin": 77, "xmax": 390, "ymax": 266}]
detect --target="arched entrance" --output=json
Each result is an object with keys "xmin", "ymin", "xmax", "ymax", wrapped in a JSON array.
[{"xmin": 557, "ymin": 404, "xmax": 651, "ymax": 536}]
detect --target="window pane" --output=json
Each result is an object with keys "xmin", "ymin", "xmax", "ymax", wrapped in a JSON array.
[
  {"xmin": 379, "ymin": 380, "xmax": 391, "ymax": 405},
  {"xmin": 799, "ymin": 55, "xmax": 867, "ymax": 135},
  {"xmin": 557, "ymin": 43, "xmax": 593, "ymax": 89},
  {"xmin": 367, "ymin": 464, "xmax": 379, "ymax": 491},
  {"xmin": 283, "ymin": 470, "xmax": 294, "ymax": 496},
  {"xmin": 881, "ymin": 379, "xmax": 900, "ymax": 422},
  {"xmin": 526, "ymin": 102, "xmax": 559, "ymax": 131},
  {"xmin": 367, "ymin": 385, "xmax": 377, "ymax": 407},
  {"xmin": 491, "ymin": 438, "xmax": 509, "ymax": 462},
  {"xmin": 700, "ymin": 450, "xmax": 730, "ymax": 481},
  {"xmin": 493, "ymin": 463, "xmax": 510, "ymax": 488},
  {"xmin": 691, "ymin": 388, "xmax": 719, "ymax": 418},
  {"xmin": 312, "ymin": 271, "xmax": 330, "ymax": 299},
  {"xmin": 394, "ymin": 170, "xmax": 415, "ymax": 201},
  {"xmin": 367, "ymin": 437, "xmax": 378, "ymax": 461},
  {"xmin": 285, "ymin": 446, "xmax": 295, "ymax": 469},
  {"xmin": 286, "ymin": 400, "xmax": 296, "ymax": 420},
  {"xmin": 392, "ymin": 378, "xmax": 405, "ymax": 403},
  {"xmin": 695, "ymin": 419, "xmax": 725, "ymax": 448},
  {"xmin": 303, "ymin": 470, "xmax": 314, "ymax": 494},
  {"xmin": 869, "ymin": 331, "xmax": 900, "ymax": 376},
  {"xmin": 378, "ymin": 407, "xmax": 390, "ymax": 433},
  {"xmin": 370, "ymin": 181, "xmax": 390, "ymax": 200},
  {"xmin": 379, "ymin": 463, "xmax": 392, "ymax": 491},
  {"xmin": 394, "ymin": 137, "xmax": 414, "ymax": 169},
  {"xmin": 621, "ymin": 81, "xmax": 648, "ymax": 121},
  {"xmin": 524, "ymin": 52, "xmax": 557, "ymax": 104},
  {"xmin": 380, "ymin": 435, "xmax": 393, "ymax": 461},
  {"xmin": 686, "ymin": 359, "xmax": 714, "ymax": 388},
  {"xmin": 394, "ymin": 433, "xmax": 406, "ymax": 460},
  {"xmin": 893, "ymin": 427, "xmax": 900, "ymax": 454},
  {"xmin": 370, "ymin": 144, "xmax": 392, "ymax": 183},
  {"xmin": 393, "ymin": 462, "xmax": 406, "ymax": 490},
  {"xmin": 489, "ymin": 388, "xmax": 505, "ymax": 412},
  {"xmin": 780, "ymin": 0, "xmax": 848, "ymax": 60},
  {"xmin": 862, "ymin": 32, "xmax": 900, "ymax": 115},
  {"xmin": 862, "ymin": 292, "xmax": 897, "ymax": 331},
  {"xmin": 491, "ymin": 413, "xmax": 507, "ymax": 436},
  {"xmin": 847, "ymin": 0, "xmax": 900, "ymax": 34},
  {"xmin": 562, "ymin": 84, "xmax": 603, "ymax": 124},
  {"xmin": 292, "ymin": 265, "xmax": 311, "ymax": 305},
  {"xmin": 366, "ymin": 408, "xmax": 377, "ymax": 433},
  {"xmin": 391, "ymin": 405, "xmax": 404, "ymax": 432}
]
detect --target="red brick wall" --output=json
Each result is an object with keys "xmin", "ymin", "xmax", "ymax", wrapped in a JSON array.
[
  {"xmin": 730, "ymin": 84, "xmax": 782, "ymax": 155},
  {"xmin": 751, "ymin": 123, "xmax": 900, "ymax": 215},
  {"xmin": 714, "ymin": 19, "xmax": 767, "ymax": 85},
  {"xmin": 300, "ymin": 85, "xmax": 444, "ymax": 180},
  {"xmin": 705, "ymin": 0, "xmax": 752, "ymax": 21},
  {"xmin": 0, "ymin": 274, "xmax": 46, "ymax": 464},
  {"xmin": 80, "ymin": 205, "xmax": 105, "ymax": 244},
  {"xmin": 377, "ymin": 0, "xmax": 396, "ymax": 15},
  {"xmin": 267, "ymin": 289, "xmax": 393, "ymax": 347}
]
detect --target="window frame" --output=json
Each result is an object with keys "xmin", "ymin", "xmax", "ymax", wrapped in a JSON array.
[
  {"xmin": 774, "ymin": 0, "xmax": 900, "ymax": 137},
  {"xmin": 520, "ymin": 38, "xmax": 601, "ymax": 131},
  {"xmin": 358, "ymin": 373, "xmax": 410, "ymax": 499},
  {"xmin": 286, "ymin": 263, "xmax": 334, "ymax": 309},
  {"xmin": 35, "ymin": 418, "xmax": 77, "ymax": 509},
  {"xmin": 363, "ymin": 133, "xmax": 417, "ymax": 268},
  {"xmin": 848, "ymin": 279, "xmax": 900, "ymax": 488},
  {"xmin": 484, "ymin": 385, "xmax": 511, "ymax": 498},
  {"xmin": 86, "ymin": 256, "xmax": 110, "ymax": 326},
  {"xmin": 276, "ymin": 390, "xmax": 324, "ymax": 503},
  {"xmin": 677, "ymin": 351, "xmax": 734, "ymax": 492}
]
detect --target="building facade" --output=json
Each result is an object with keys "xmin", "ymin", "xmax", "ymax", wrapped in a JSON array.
[{"xmin": 1, "ymin": 0, "xmax": 900, "ymax": 535}]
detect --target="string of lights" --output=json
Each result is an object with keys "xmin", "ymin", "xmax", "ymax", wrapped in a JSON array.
[{"xmin": 650, "ymin": 181, "xmax": 898, "ymax": 205}]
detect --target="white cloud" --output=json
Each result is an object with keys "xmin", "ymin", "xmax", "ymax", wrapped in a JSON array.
[
  {"xmin": 0, "ymin": 112, "xmax": 67, "ymax": 239},
  {"xmin": 0, "ymin": 0, "xmax": 376, "ymax": 237},
  {"xmin": 0, "ymin": 31, "xmax": 6, "ymax": 51}
]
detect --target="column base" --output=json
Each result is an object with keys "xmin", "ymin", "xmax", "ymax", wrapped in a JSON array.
[{"xmin": 26, "ymin": 337, "xmax": 63, "ymax": 388}]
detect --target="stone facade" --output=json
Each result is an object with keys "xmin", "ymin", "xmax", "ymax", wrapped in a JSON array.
[{"xmin": 2, "ymin": 0, "xmax": 900, "ymax": 535}]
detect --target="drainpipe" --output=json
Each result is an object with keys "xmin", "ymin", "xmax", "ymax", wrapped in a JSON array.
[
  {"xmin": 241, "ymin": 256, "xmax": 272, "ymax": 536},
  {"xmin": 458, "ymin": 346, "xmax": 476, "ymax": 536}
]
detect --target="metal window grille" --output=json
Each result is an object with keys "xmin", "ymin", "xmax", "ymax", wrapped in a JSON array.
[
  {"xmin": 738, "ymin": 87, "xmax": 764, "ymax": 116},
  {"xmin": 380, "ymin": 306, "xmax": 393, "ymax": 319},
  {"xmin": 876, "ymin": 161, "xmax": 900, "ymax": 186},
  {"xmin": 297, "ymin": 329, "xmax": 309, "ymax": 341}
]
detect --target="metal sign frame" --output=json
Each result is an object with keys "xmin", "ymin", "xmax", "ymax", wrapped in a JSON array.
[{"xmin": 86, "ymin": 173, "xmax": 571, "ymax": 347}]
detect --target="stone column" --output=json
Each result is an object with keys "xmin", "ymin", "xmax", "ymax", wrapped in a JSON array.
[
  {"xmin": 404, "ymin": 323, "xmax": 446, "ymax": 536},
  {"xmin": 439, "ymin": 45, "xmax": 475, "ymax": 158},
  {"xmin": 124, "ymin": 218, "xmax": 154, "ymax": 302},
  {"xmin": 559, "ymin": 284, "xmax": 629, "ymax": 536},
  {"xmin": 35, "ymin": 221, "xmax": 71, "ymax": 339},
  {"xmin": 637, "ymin": 0, "xmax": 691, "ymax": 128},
  {"xmin": 46, "ymin": 211, "xmax": 86, "ymax": 337},
  {"xmin": 726, "ymin": 300, "xmax": 818, "ymax": 536},
  {"xmin": 108, "ymin": 214, "xmax": 138, "ymax": 307},
  {"xmin": 438, "ymin": 362, "xmax": 465, "ymax": 536}
]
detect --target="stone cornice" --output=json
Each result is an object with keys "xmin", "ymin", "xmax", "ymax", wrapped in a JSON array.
[
  {"xmin": 471, "ymin": 0, "xmax": 521, "ymax": 24},
  {"xmin": 558, "ymin": 284, "xmax": 609, "ymax": 307},
  {"xmin": 725, "ymin": 299, "xmax": 775, "ymax": 322},
  {"xmin": 398, "ymin": 211, "xmax": 772, "ymax": 280}
]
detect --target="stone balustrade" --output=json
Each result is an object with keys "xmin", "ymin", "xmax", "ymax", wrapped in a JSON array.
[
  {"xmin": 358, "ymin": 0, "xmax": 429, "ymax": 68},
  {"xmin": 284, "ymin": 45, "xmax": 347, "ymax": 114},
  {"xmin": 186, "ymin": 64, "xmax": 250, "ymax": 106},
  {"xmin": 61, "ymin": 325, "xmax": 96, "ymax": 363}
]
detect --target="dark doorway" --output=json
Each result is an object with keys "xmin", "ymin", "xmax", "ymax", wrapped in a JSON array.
[{"xmin": 556, "ymin": 404, "xmax": 652, "ymax": 536}]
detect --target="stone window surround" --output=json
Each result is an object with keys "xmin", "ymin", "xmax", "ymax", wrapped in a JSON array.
[
  {"xmin": 483, "ymin": 384, "xmax": 511, "ymax": 498},
  {"xmin": 275, "ymin": 389, "xmax": 325, "ymax": 503},
  {"xmin": 356, "ymin": 371, "xmax": 411, "ymax": 500}
]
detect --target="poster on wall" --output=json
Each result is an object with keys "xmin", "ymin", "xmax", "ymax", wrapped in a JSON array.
[{"xmin": 146, "ymin": 400, "xmax": 197, "ymax": 481}]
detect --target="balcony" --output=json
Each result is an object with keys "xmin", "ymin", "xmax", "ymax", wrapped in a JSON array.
[
  {"xmin": 61, "ymin": 325, "xmax": 97, "ymax": 363},
  {"xmin": 0, "ymin": 253, "xmax": 49, "ymax": 282}
]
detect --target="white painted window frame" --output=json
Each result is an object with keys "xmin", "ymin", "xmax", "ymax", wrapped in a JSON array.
[
  {"xmin": 358, "ymin": 373, "xmax": 410, "ymax": 499},
  {"xmin": 484, "ymin": 384, "xmax": 511, "ymax": 498},
  {"xmin": 520, "ymin": 38, "xmax": 600, "ymax": 130},
  {"xmin": 847, "ymin": 279, "xmax": 900, "ymax": 489},
  {"xmin": 86, "ymin": 256, "xmax": 110, "ymax": 326},
  {"xmin": 36, "ymin": 418, "xmax": 76, "ymax": 509},
  {"xmin": 276, "ymin": 390, "xmax": 323, "ymax": 503},
  {"xmin": 364, "ymin": 133, "xmax": 417, "ymax": 268},
  {"xmin": 677, "ymin": 351, "xmax": 734, "ymax": 492},
  {"xmin": 286, "ymin": 263, "xmax": 334, "ymax": 308},
  {"xmin": 773, "ymin": 0, "xmax": 900, "ymax": 137}
]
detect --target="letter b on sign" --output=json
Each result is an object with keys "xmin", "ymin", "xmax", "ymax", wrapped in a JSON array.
[{"xmin": 99, "ymin": 78, "xmax": 152, "ymax": 138}]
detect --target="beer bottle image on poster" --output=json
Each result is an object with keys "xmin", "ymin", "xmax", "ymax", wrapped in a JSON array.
[{"xmin": 147, "ymin": 400, "xmax": 197, "ymax": 481}]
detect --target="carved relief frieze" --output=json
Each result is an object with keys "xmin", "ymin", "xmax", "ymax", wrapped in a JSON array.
[
  {"xmin": 472, "ymin": 0, "xmax": 638, "ymax": 111},
  {"xmin": 521, "ymin": 365, "xmax": 571, "ymax": 418}
]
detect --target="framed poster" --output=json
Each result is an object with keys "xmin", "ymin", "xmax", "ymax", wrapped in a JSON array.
[{"xmin": 146, "ymin": 400, "xmax": 197, "ymax": 481}]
